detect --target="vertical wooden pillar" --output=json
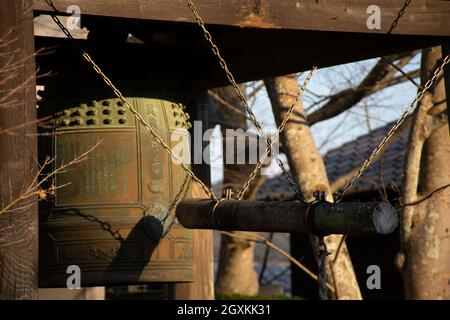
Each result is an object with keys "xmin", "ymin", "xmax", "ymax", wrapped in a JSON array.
[
  {"xmin": 0, "ymin": 0, "xmax": 38, "ymax": 299},
  {"xmin": 442, "ymin": 40, "xmax": 450, "ymax": 132},
  {"xmin": 169, "ymin": 92, "xmax": 215, "ymax": 300}
]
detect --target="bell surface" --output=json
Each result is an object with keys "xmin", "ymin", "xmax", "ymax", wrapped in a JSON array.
[{"xmin": 38, "ymin": 69, "xmax": 195, "ymax": 287}]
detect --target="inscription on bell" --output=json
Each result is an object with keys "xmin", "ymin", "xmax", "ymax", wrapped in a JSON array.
[
  {"xmin": 39, "ymin": 96, "xmax": 194, "ymax": 287},
  {"xmin": 55, "ymin": 131, "xmax": 138, "ymax": 205}
]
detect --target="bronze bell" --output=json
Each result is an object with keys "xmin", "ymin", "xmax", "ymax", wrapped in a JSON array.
[{"xmin": 37, "ymin": 51, "xmax": 194, "ymax": 287}]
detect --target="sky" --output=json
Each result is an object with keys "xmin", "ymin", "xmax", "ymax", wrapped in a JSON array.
[{"xmin": 210, "ymin": 54, "xmax": 421, "ymax": 185}]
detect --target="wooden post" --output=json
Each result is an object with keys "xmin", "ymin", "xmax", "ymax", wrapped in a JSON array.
[
  {"xmin": 168, "ymin": 92, "xmax": 214, "ymax": 300},
  {"xmin": 0, "ymin": 0, "xmax": 38, "ymax": 299},
  {"xmin": 442, "ymin": 40, "xmax": 450, "ymax": 133}
]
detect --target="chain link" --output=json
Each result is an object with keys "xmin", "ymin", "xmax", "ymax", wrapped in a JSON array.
[
  {"xmin": 44, "ymin": 0, "xmax": 218, "ymax": 202},
  {"xmin": 161, "ymin": 175, "xmax": 192, "ymax": 239},
  {"xmin": 185, "ymin": 0, "xmax": 265, "ymax": 138},
  {"xmin": 387, "ymin": 0, "xmax": 412, "ymax": 34},
  {"xmin": 336, "ymin": 54, "xmax": 450, "ymax": 202},
  {"xmin": 47, "ymin": 0, "xmax": 441, "ymax": 210},
  {"xmin": 185, "ymin": 0, "xmax": 315, "ymax": 202},
  {"xmin": 237, "ymin": 69, "xmax": 316, "ymax": 200},
  {"xmin": 47, "ymin": 0, "xmax": 315, "ymax": 205},
  {"xmin": 44, "ymin": 0, "xmax": 443, "ymax": 301}
]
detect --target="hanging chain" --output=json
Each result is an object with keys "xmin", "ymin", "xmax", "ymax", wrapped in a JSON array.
[
  {"xmin": 336, "ymin": 54, "xmax": 450, "ymax": 202},
  {"xmin": 185, "ymin": 0, "xmax": 315, "ymax": 202},
  {"xmin": 332, "ymin": 1, "xmax": 445, "ymax": 267},
  {"xmin": 45, "ymin": 0, "xmax": 447, "ymax": 205},
  {"xmin": 160, "ymin": 175, "xmax": 192, "ymax": 239},
  {"xmin": 387, "ymin": 0, "xmax": 412, "ymax": 34},
  {"xmin": 44, "ymin": 0, "xmax": 218, "ymax": 202},
  {"xmin": 45, "ymin": 0, "xmax": 317, "ymax": 205},
  {"xmin": 185, "ymin": 0, "xmax": 266, "ymax": 138},
  {"xmin": 44, "ymin": 0, "xmax": 437, "ymax": 301},
  {"xmin": 237, "ymin": 69, "xmax": 316, "ymax": 200}
]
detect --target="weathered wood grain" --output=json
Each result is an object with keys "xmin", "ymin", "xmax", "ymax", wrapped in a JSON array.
[
  {"xmin": 0, "ymin": 0, "xmax": 38, "ymax": 300},
  {"xmin": 33, "ymin": 0, "xmax": 450, "ymax": 36},
  {"xmin": 34, "ymin": 31, "xmax": 440, "ymax": 90}
]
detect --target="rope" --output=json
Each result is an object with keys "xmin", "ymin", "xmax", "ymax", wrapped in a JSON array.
[{"xmin": 318, "ymin": 237, "xmax": 329, "ymax": 300}]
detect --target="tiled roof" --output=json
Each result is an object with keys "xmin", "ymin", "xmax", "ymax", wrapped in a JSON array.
[{"xmin": 257, "ymin": 122, "xmax": 410, "ymax": 200}]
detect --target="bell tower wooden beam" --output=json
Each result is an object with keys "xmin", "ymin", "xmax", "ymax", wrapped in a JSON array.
[
  {"xmin": 33, "ymin": 0, "xmax": 450, "ymax": 37},
  {"xmin": 0, "ymin": 0, "xmax": 38, "ymax": 299}
]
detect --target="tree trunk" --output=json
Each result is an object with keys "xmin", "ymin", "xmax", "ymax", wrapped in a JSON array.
[
  {"xmin": 264, "ymin": 75, "xmax": 362, "ymax": 300},
  {"xmin": 214, "ymin": 86, "xmax": 261, "ymax": 296},
  {"xmin": 400, "ymin": 46, "xmax": 450, "ymax": 299},
  {"xmin": 0, "ymin": 0, "xmax": 38, "ymax": 300}
]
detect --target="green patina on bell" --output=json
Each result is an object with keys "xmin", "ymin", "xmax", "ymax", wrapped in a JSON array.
[{"xmin": 37, "ymin": 53, "xmax": 194, "ymax": 287}]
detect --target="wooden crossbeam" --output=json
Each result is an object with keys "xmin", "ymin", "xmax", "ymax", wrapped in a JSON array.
[
  {"xmin": 33, "ymin": 0, "xmax": 450, "ymax": 37},
  {"xmin": 176, "ymin": 199, "xmax": 398, "ymax": 236},
  {"xmin": 35, "ymin": 33, "xmax": 440, "ymax": 90}
]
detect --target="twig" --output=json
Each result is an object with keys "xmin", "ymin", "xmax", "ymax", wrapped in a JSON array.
[
  {"xmin": 332, "ymin": 235, "xmax": 347, "ymax": 266},
  {"xmin": 221, "ymin": 231, "xmax": 336, "ymax": 293},
  {"xmin": 258, "ymin": 232, "xmax": 274, "ymax": 283},
  {"xmin": 208, "ymin": 90, "xmax": 250, "ymax": 121},
  {"xmin": 263, "ymin": 265, "xmax": 291, "ymax": 286},
  {"xmin": 382, "ymin": 56, "xmax": 421, "ymax": 89},
  {"xmin": 247, "ymin": 82, "xmax": 265, "ymax": 100},
  {"xmin": 397, "ymin": 183, "xmax": 450, "ymax": 209},
  {"xmin": 0, "ymin": 115, "xmax": 54, "ymax": 135},
  {"xmin": 0, "ymin": 141, "xmax": 101, "ymax": 216}
]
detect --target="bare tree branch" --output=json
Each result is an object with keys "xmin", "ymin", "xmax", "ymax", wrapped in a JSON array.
[
  {"xmin": 308, "ymin": 52, "xmax": 418, "ymax": 125},
  {"xmin": 0, "ymin": 141, "xmax": 102, "ymax": 216},
  {"xmin": 220, "ymin": 231, "xmax": 336, "ymax": 293},
  {"xmin": 330, "ymin": 114, "xmax": 413, "ymax": 193},
  {"xmin": 398, "ymin": 183, "xmax": 450, "ymax": 209},
  {"xmin": 208, "ymin": 90, "xmax": 250, "ymax": 122}
]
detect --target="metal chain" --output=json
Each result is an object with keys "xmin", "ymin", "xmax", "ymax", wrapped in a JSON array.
[
  {"xmin": 332, "ymin": 0, "xmax": 441, "ymax": 267},
  {"xmin": 47, "ymin": 0, "xmax": 447, "ymax": 301},
  {"xmin": 336, "ymin": 54, "xmax": 450, "ymax": 202},
  {"xmin": 44, "ymin": 0, "xmax": 218, "ymax": 202},
  {"xmin": 237, "ymin": 69, "xmax": 316, "ymax": 200},
  {"xmin": 185, "ymin": 0, "xmax": 314, "ymax": 202},
  {"xmin": 387, "ymin": 0, "xmax": 412, "ymax": 34},
  {"xmin": 185, "ymin": 0, "xmax": 266, "ymax": 138},
  {"xmin": 63, "ymin": 210, "xmax": 124, "ymax": 241},
  {"xmin": 160, "ymin": 175, "xmax": 192, "ymax": 239}
]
